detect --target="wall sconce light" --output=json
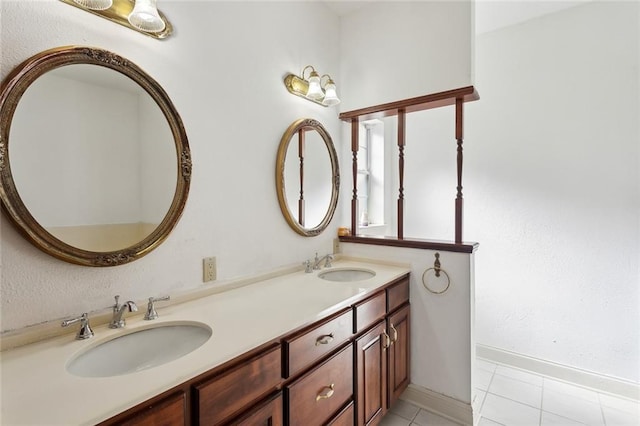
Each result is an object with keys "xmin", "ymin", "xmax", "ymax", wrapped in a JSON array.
[
  {"xmin": 59, "ymin": 0, "xmax": 172, "ymax": 39},
  {"xmin": 72, "ymin": 0, "xmax": 113, "ymax": 10},
  {"xmin": 284, "ymin": 65, "xmax": 341, "ymax": 107},
  {"xmin": 128, "ymin": 0, "xmax": 165, "ymax": 32}
]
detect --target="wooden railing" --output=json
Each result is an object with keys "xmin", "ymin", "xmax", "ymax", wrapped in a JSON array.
[{"xmin": 339, "ymin": 86, "xmax": 479, "ymax": 250}]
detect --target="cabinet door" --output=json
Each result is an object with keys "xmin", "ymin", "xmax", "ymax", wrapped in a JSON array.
[
  {"xmin": 387, "ymin": 305, "xmax": 410, "ymax": 407},
  {"xmin": 355, "ymin": 321, "xmax": 387, "ymax": 426},
  {"xmin": 119, "ymin": 392, "xmax": 186, "ymax": 426}
]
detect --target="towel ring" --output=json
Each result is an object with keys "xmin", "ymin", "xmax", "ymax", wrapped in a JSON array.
[{"xmin": 422, "ymin": 267, "xmax": 451, "ymax": 295}]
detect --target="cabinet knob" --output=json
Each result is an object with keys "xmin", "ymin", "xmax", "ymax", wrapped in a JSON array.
[
  {"xmin": 316, "ymin": 383, "xmax": 335, "ymax": 401},
  {"xmin": 315, "ymin": 333, "xmax": 334, "ymax": 346}
]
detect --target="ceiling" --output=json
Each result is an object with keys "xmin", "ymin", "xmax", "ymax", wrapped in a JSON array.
[{"xmin": 323, "ymin": 1, "xmax": 588, "ymax": 34}]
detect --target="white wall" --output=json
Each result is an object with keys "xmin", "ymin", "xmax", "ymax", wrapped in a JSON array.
[
  {"xmin": 0, "ymin": 0, "xmax": 342, "ymax": 331},
  {"xmin": 338, "ymin": 0, "xmax": 474, "ymax": 111},
  {"xmin": 466, "ymin": 2, "xmax": 639, "ymax": 383},
  {"xmin": 402, "ymin": 105, "xmax": 460, "ymax": 241}
]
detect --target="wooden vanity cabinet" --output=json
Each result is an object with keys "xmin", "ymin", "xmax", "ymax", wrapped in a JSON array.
[{"xmin": 99, "ymin": 273, "xmax": 410, "ymax": 426}]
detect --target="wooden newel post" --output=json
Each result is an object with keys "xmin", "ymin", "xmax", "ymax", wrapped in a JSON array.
[
  {"xmin": 351, "ymin": 119, "xmax": 359, "ymax": 236},
  {"xmin": 398, "ymin": 109, "xmax": 406, "ymax": 240},
  {"xmin": 455, "ymin": 98, "xmax": 464, "ymax": 244}
]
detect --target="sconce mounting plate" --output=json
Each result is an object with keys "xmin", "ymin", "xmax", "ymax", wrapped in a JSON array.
[
  {"xmin": 59, "ymin": 0, "xmax": 173, "ymax": 40},
  {"xmin": 284, "ymin": 74, "xmax": 328, "ymax": 107}
]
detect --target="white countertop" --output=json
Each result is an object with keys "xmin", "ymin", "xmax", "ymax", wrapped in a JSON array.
[{"xmin": 0, "ymin": 259, "xmax": 410, "ymax": 425}]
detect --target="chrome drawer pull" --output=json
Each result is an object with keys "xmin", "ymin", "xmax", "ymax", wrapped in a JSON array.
[
  {"xmin": 315, "ymin": 333, "xmax": 334, "ymax": 346},
  {"xmin": 390, "ymin": 324, "xmax": 398, "ymax": 343},
  {"xmin": 316, "ymin": 383, "xmax": 335, "ymax": 401}
]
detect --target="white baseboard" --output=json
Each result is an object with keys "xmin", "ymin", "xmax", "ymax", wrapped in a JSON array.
[
  {"xmin": 400, "ymin": 384, "xmax": 473, "ymax": 426},
  {"xmin": 477, "ymin": 344, "xmax": 640, "ymax": 401}
]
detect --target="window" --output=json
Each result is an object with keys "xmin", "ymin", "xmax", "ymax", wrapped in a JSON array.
[{"xmin": 357, "ymin": 119, "xmax": 385, "ymax": 228}]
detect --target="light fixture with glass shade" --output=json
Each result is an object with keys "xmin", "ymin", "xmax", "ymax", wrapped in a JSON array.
[
  {"xmin": 58, "ymin": 0, "xmax": 172, "ymax": 39},
  {"xmin": 284, "ymin": 65, "xmax": 341, "ymax": 107},
  {"xmin": 72, "ymin": 0, "xmax": 113, "ymax": 10},
  {"xmin": 305, "ymin": 67, "xmax": 324, "ymax": 100},
  {"xmin": 320, "ymin": 75, "xmax": 340, "ymax": 106},
  {"xmin": 128, "ymin": 0, "xmax": 165, "ymax": 33}
]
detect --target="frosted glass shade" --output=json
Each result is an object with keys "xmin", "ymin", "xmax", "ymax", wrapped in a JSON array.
[
  {"xmin": 128, "ymin": 0, "xmax": 165, "ymax": 33},
  {"xmin": 322, "ymin": 82, "xmax": 340, "ymax": 106},
  {"xmin": 72, "ymin": 0, "xmax": 113, "ymax": 10},
  {"xmin": 306, "ymin": 71, "xmax": 324, "ymax": 100}
]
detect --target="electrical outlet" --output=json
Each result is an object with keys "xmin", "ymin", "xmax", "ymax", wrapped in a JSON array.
[
  {"xmin": 203, "ymin": 257, "xmax": 216, "ymax": 282},
  {"xmin": 333, "ymin": 238, "xmax": 341, "ymax": 254}
]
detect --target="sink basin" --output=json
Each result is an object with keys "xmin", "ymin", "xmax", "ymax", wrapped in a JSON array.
[
  {"xmin": 318, "ymin": 268, "xmax": 376, "ymax": 282},
  {"xmin": 67, "ymin": 322, "xmax": 212, "ymax": 378}
]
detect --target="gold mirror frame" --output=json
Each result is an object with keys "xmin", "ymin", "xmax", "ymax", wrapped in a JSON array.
[
  {"xmin": 276, "ymin": 118, "xmax": 339, "ymax": 237},
  {"xmin": 0, "ymin": 46, "xmax": 192, "ymax": 266}
]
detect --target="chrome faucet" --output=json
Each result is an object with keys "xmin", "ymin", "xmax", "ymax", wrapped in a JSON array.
[
  {"xmin": 61, "ymin": 313, "xmax": 94, "ymax": 340},
  {"xmin": 108, "ymin": 295, "xmax": 138, "ymax": 329},
  {"xmin": 312, "ymin": 252, "xmax": 334, "ymax": 270},
  {"xmin": 303, "ymin": 259, "xmax": 313, "ymax": 273},
  {"xmin": 144, "ymin": 295, "xmax": 170, "ymax": 320}
]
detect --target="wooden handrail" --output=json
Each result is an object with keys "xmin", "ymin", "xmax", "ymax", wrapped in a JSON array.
[{"xmin": 339, "ymin": 86, "xmax": 478, "ymax": 122}]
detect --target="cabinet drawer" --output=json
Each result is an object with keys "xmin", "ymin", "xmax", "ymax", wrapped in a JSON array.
[
  {"xmin": 234, "ymin": 392, "xmax": 283, "ymax": 426},
  {"xmin": 353, "ymin": 291, "xmax": 386, "ymax": 334},
  {"xmin": 284, "ymin": 308, "xmax": 353, "ymax": 377},
  {"xmin": 387, "ymin": 276, "xmax": 410, "ymax": 314},
  {"xmin": 195, "ymin": 344, "xmax": 282, "ymax": 425},
  {"xmin": 119, "ymin": 392, "xmax": 185, "ymax": 426},
  {"xmin": 286, "ymin": 344, "xmax": 354, "ymax": 426},
  {"xmin": 327, "ymin": 401, "xmax": 355, "ymax": 426}
]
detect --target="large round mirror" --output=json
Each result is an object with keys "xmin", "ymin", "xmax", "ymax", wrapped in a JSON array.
[
  {"xmin": 276, "ymin": 118, "xmax": 339, "ymax": 237},
  {"xmin": 0, "ymin": 46, "xmax": 191, "ymax": 266}
]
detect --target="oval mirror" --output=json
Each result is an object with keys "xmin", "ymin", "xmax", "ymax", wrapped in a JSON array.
[
  {"xmin": 0, "ymin": 46, "xmax": 191, "ymax": 266},
  {"xmin": 276, "ymin": 118, "xmax": 339, "ymax": 237}
]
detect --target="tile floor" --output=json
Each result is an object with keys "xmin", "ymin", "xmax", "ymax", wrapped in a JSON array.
[{"xmin": 380, "ymin": 358, "xmax": 640, "ymax": 426}]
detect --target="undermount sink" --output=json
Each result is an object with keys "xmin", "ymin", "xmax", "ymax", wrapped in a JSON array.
[
  {"xmin": 67, "ymin": 322, "xmax": 212, "ymax": 378},
  {"xmin": 318, "ymin": 268, "xmax": 376, "ymax": 282}
]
